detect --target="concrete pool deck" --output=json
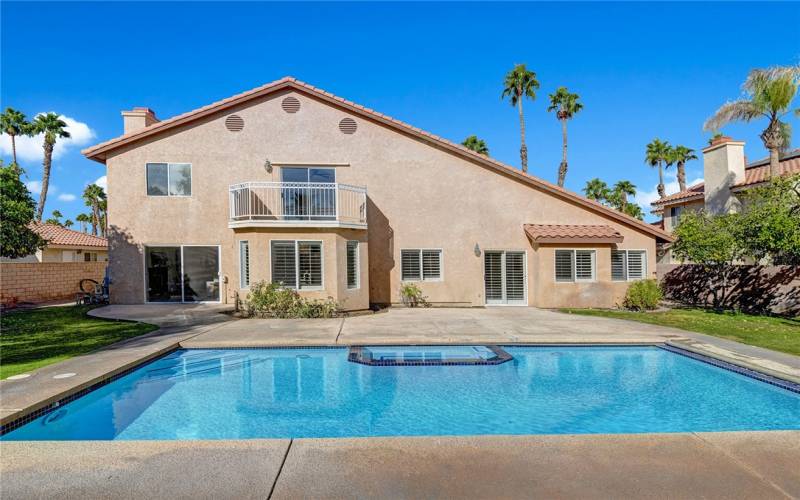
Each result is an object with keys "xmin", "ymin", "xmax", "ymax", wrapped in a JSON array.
[
  {"xmin": 2, "ymin": 305, "xmax": 799, "ymax": 498},
  {"xmin": 2, "ymin": 431, "xmax": 799, "ymax": 499}
]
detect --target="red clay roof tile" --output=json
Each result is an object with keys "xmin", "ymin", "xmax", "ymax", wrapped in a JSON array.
[
  {"xmin": 30, "ymin": 222, "xmax": 108, "ymax": 248},
  {"xmin": 524, "ymin": 224, "xmax": 624, "ymax": 244}
]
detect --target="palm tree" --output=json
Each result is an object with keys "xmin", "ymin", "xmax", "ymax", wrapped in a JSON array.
[
  {"xmin": 98, "ymin": 197, "xmax": 108, "ymax": 237},
  {"xmin": 75, "ymin": 213, "xmax": 90, "ymax": 233},
  {"xmin": 670, "ymin": 145, "xmax": 697, "ymax": 192},
  {"xmin": 612, "ymin": 180, "xmax": 637, "ymax": 212},
  {"xmin": 645, "ymin": 139, "xmax": 671, "ymax": 199},
  {"xmin": 31, "ymin": 113, "xmax": 70, "ymax": 220},
  {"xmin": 501, "ymin": 64, "xmax": 540, "ymax": 173},
  {"xmin": 704, "ymin": 65, "xmax": 800, "ymax": 180},
  {"xmin": 63, "ymin": 219, "xmax": 74, "ymax": 228},
  {"xmin": 82, "ymin": 184, "xmax": 105, "ymax": 236},
  {"xmin": 547, "ymin": 87, "xmax": 583, "ymax": 187},
  {"xmin": 44, "ymin": 209, "xmax": 63, "ymax": 226},
  {"xmin": 461, "ymin": 135, "xmax": 489, "ymax": 156},
  {"xmin": 583, "ymin": 178, "xmax": 609, "ymax": 202},
  {"xmin": 0, "ymin": 108, "xmax": 30, "ymax": 167}
]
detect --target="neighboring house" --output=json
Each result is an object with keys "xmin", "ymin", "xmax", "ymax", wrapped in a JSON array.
[
  {"xmin": 651, "ymin": 137, "xmax": 800, "ymax": 263},
  {"xmin": 82, "ymin": 77, "xmax": 671, "ymax": 309},
  {"xmin": 2, "ymin": 223, "xmax": 108, "ymax": 263}
]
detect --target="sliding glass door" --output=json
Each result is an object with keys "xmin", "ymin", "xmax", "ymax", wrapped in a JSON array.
[
  {"xmin": 146, "ymin": 246, "xmax": 220, "ymax": 302},
  {"xmin": 484, "ymin": 251, "xmax": 526, "ymax": 305},
  {"xmin": 281, "ymin": 167, "xmax": 336, "ymax": 220}
]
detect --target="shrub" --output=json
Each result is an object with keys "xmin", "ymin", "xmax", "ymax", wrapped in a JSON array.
[
  {"xmin": 623, "ymin": 279, "xmax": 663, "ymax": 311},
  {"xmin": 243, "ymin": 281, "xmax": 339, "ymax": 318},
  {"xmin": 400, "ymin": 282, "xmax": 429, "ymax": 307}
]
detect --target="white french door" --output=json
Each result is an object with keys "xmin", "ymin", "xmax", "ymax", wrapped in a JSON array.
[{"xmin": 484, "ymin": 251, "xmax": 527, "ymax": 305}]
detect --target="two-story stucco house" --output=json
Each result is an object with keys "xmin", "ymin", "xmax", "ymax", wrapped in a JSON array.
[
  {"xmin": 82, "ymin": 77, "xmax": 672, "ymax": 310},
  {"xmin": 651, "ymin": 136, "xmax": 800, "ymax": 263}
]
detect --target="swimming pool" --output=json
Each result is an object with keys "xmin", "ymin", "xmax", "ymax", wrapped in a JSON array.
[{"xmin": 3, "ymin": 346, "xmax": 799, "ymax": 440}]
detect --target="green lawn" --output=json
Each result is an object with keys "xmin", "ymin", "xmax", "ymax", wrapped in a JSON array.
[
  {"xmin": 0, "ymin": 305, "xmax": 157, "ymax": 379},
  {"xmin": 560, "ymin": 308, "xmax": 800, "ymax": 356}
]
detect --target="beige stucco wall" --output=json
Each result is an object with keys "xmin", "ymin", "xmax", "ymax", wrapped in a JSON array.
[{"xmin": 103, "ymin": 88, "xmax": 659, "ymax": 309}]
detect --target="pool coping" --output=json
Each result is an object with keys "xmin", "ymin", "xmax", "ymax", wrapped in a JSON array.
[{"xmin": 2, "ymin": 341, "xmax": 798, "ymax": 437}]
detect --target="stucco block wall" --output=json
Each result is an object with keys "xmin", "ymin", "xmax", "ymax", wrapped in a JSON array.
[
  {"xmin": 102, "ymin": 87, "xmax": 660, "ymax": 309},
  {"xmin": 1, "ymin": 262, "xmax": 106, "ymax": 304}
]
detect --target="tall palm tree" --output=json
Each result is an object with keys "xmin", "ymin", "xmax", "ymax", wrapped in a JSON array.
[
  {"xmin": 547, "ymin": 87, "xmax": 583, "ymax": 187},
  {"xmin": 1, "ymin": 108, "xmax": 31, "ymax": 168},
  {"xmin": 612, "ymin": 180, "xmax": 637, "ymax": 212},
  {"xmin": 63, "ymin": 219, "xmax": 74, "ymax": 228},
  {"xmin": 461, "ymin": 135, "xmax": 489, "ymax": 156},
  {"xmin": 583, "ymin": 178, "xmax": 609, "ymax": 202},
  {"xmin": 670, "ymin": 145, "xmax": 697, "ymax": 192},
  {"xmin": 82, "ymin": 184, "xmax": 105, "ymax": 236},
  {"xmin": 645, "ymin": 139, "xmax": 671, "ymax": 199},
  {"xmin": 44, "ymin": 209, "xmax": 63, "ymax": 226},
  {"xmin": 31, "ymin": 113, "xmax": 70, "ymax": 220},
  {"xmin": 98, "ymin": 197, "xmax": 108, "ymax": 237},
  {"xmin": 501, "ymin": 64, "xmax": 540, "ymax": 173},
  {"xmin": 704, "ymin": 65, "xmax": 800, "ymax": 180},
  {"xmin": 75, "ymin": 213, "xmax": 90, "ymax": 233}
]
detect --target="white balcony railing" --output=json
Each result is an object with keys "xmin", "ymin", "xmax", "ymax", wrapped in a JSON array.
[{"xmin": 229, "ymin": 182, "xmax": 367, "ymax": 228}]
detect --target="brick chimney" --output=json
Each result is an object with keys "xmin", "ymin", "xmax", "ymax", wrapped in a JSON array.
[
  {"xmin": 121, "ymin": 107, "xmax": 159, "ymax": 134},
  {"xmin": 702, "ymin": 136, "xmax": 746, "ymax": 214}
]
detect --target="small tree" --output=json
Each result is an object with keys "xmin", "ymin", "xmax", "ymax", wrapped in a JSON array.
[
  {"xmin": 670, "ymin": 210, "xmax": 744, "ymax": 310},
  {"xmin": 0, "ymin": 161, "xmax": 44, "ymax": 258},
  {"xmin": 737, "ymin": 174, "xmax": 800, "ymax": 264}
]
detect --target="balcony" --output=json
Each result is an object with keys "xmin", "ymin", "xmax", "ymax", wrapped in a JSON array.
[{"xmin": 229, "ymin": 182, "xmax": 367, "ymax": 229}]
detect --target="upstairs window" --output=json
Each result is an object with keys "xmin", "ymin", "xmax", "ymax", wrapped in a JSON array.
[
  {"xmin": 401, "ymin": 249, "xmax": 442, "ymax": 281},
  {"xmin": 670, "ymin": 206, "xmax": 683, "ymax": 227},
  {"xmin": 147, "ymin": 163, "xmax": 192, "ymax": 196},
  {"xmin": 271, "ymin": 240, "xmax": 323, "ymax": 290},
  {"xmin": 612, "ymin": 250, "xmax": 647, "ymax": 281},
  {"xmin": 555, "ymin": 250, "xmax": 596, "ymax": 283}
]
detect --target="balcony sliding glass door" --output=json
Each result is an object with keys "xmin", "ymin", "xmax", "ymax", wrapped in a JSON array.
[
  {"xmin": 146, "ymin": 245, "xmax": 220, "ymax": 302},
  {"xmin": 281, "ymin": 167, "xmax": 336, "ymax": 220}
]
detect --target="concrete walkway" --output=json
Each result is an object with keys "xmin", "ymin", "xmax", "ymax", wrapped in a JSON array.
[{"xmin": 2, "ymin": 431, "xmax": 799, "ymax": 499}]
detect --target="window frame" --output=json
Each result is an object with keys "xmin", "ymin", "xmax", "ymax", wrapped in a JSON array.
[
  {"xmin": 269, "ymin": 239, "xmax": 325, "ymax": 291},
  {"xmin": 346, "ymin": 240, "xmax": 360, "ymax": 290},
  {"xmin": 146, "ymin": 162, "xmax": 193, "ymax": 197},
  {"xmin": 142, "ymin": 244, "xmax": 222, "ymax": 304},
  {"xmin": 611, "ymin": 249, "xmax": 648, "ymax": 282},
  {"xmin": 239, "ymin": 240, "xmax": 250, "ymax": 289},
  {"xmin": 554, "ymin": 249, "xmax": 596, "ymax": 283},
  {"xmin": 400, "ymin": 248, "xmax": 443, "ymax": 282}
]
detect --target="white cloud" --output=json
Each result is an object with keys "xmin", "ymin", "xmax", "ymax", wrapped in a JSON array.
[
  {"xmin": 93, "ymin": 175, "xmax": 107, "ymax": 190},
  {"xmin": 57, "ymin": 193, "xmax": 77, "ymax": 202},
  {"xmin": 25, "ymin": 180, "xmax": 42, "ymax": 194},
  {"xmin": 634, "ymin": 171, "xmax": 703, "ymax": 212},
  {"xmin": 0, "ymin": 114, "xmax": 95, "ymax": 163}
]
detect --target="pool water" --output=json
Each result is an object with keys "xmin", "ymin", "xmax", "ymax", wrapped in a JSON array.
[{"xmin": 3, "ymin": 346, "xmax": 799, "ymax": 440}]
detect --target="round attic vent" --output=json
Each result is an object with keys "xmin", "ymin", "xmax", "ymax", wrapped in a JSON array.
[
  {"xmin": 339, "ymin": 117, "xmax": 357, "ymax": 135},
  {"xmin": 281, "ymin": 96, "xmax": 301, "ymax": 113},
  {"xmin": 225, "ymin": 114, "xmax": 244, "ymax": 132}
]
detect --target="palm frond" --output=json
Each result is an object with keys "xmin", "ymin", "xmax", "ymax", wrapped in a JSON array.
[{"xmin": 703, "ymin": 100, "xmax": 760, "ymax": 132}]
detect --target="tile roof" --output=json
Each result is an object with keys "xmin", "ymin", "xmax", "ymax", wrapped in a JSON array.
[
  {"xmin": 82, "ymin": 77, "xmax": 673, "ymax": 242},
  {"xmin": 652, "ymin": 149, "xmax": 800, "ymax": 208},
  {"xmin": 30, "ymin": 222, "xmax": 108, "ymax": 248},
  {"xmin": 524, "ymin": 224, "xmax": 624, "ymax": 244}
]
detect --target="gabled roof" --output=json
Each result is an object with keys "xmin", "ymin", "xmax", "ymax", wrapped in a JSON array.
[
  {"xmin": 651, "ymin": 149, "xmax": 800, "ymax": 208},
  {"xmin": 82, "ymin": 77, "xmax": 673, "ymax": 242},
  {"xmin": 30, "ymin": 222, "xmax": 108, "ymax": 248},
  {"xmin": 524, "ymin": 224, "xmax": 624, "ymax": 244}
]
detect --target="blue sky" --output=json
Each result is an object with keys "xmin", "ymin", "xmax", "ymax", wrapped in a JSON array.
[{"xmin": 2, "ymin": 1, "xmax": 798, "ymax": 224}]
